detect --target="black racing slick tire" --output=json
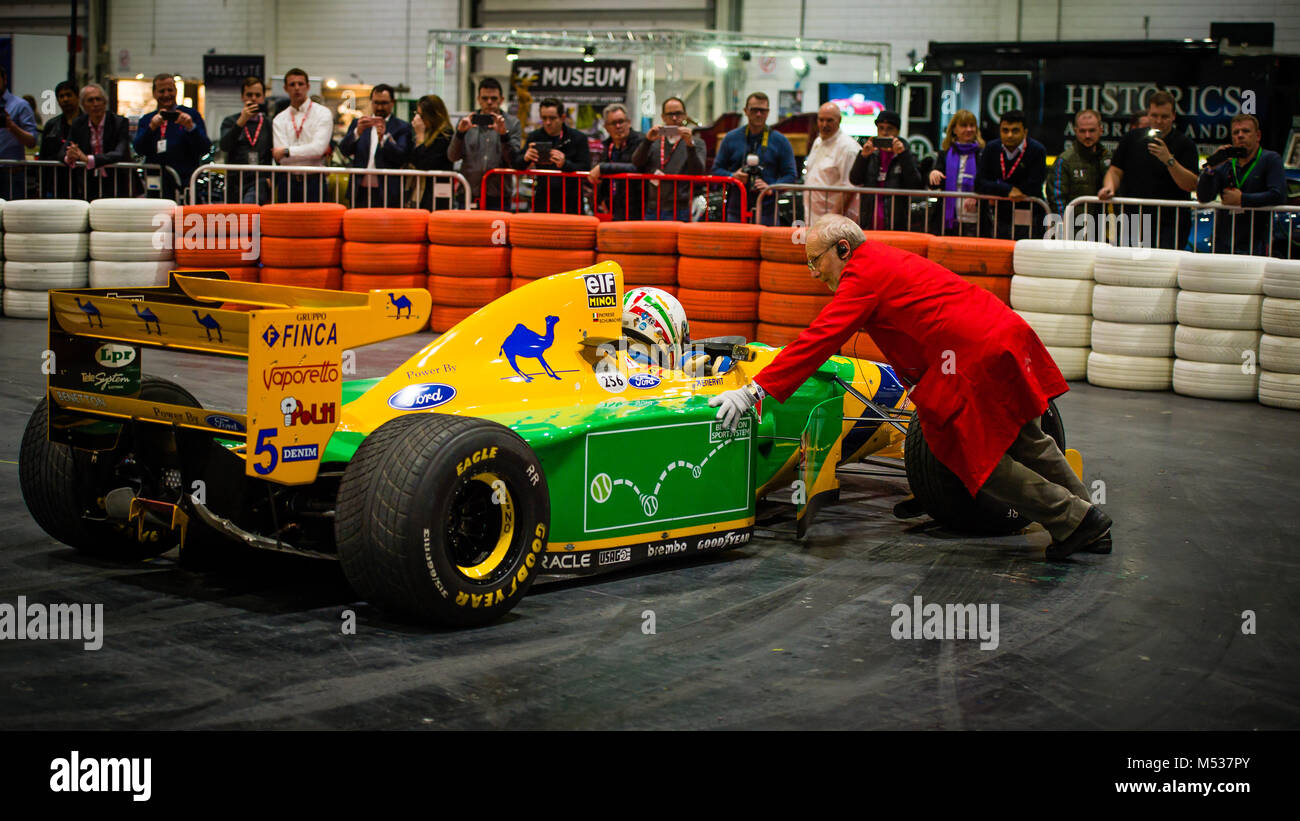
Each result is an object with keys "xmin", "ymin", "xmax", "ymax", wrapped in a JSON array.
[
  {"xmin": 904, "ymin": 400, "xmax": 1066, "ymax": 536},
  {"xmin": 19, "ymin": 375, "xmax": 204, "ymax": 560},
  {"xmin": 335, "ymin": 414, "xmax": 551, "ymax": 627}
]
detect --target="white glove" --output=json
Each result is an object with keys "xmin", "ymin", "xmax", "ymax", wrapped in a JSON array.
[{"xmin": 708, "ymin": 383, "xmax": 764, "ymax": 430}]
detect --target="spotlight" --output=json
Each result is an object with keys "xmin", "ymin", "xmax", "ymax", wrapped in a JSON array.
[
  {"xmin": 790, "ymin": 56, "xmax": 806, "ymax": 72},
  {"xmin": 708, "ymin": 48, "xmax": 727, "ymax": 69},
  {"xmin": 325, "ymin": 78, "xmax": 338, "ymax": 89},
  {"xmin": 583, "ymin": 46, "xmax": 596, "ymax": 62},
  {"xmin": 815, "ymin": 55, "xmax": 827, "ymax": 66},
  {"xmin": 506, "ymin": 48, "xmax": 519, "ymax": 62}
]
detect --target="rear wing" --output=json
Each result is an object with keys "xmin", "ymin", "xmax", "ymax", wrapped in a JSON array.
[{"xmin": 46, "ymin": 271, "xmax": 432, "ymax": 485}]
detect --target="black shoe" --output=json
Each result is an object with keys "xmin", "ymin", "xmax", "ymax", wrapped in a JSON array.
[
  {"xmin": 1085, "ymin": 533, "xmax": 1113, "ymax": 555},
  {"xmin": 1046, "ymin": 507, "xmax": 1113, "ymax": 560},
  {"xmin": 893, "ymin": 497, "xmax": 927, "ymax": 519}
]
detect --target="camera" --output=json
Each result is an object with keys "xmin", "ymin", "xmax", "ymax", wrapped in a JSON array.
[
  {"xmin": 872, "ymin": 136, "xmax": 894, "ymax": 149},
  {"xmin": 471, "ymin": 113, "xmax": 494, "ymax": 128},
  {"xmin": 161, "ymin": 110, "xmax": 180, "ymax": 123},
  {"xmin": 1207, "ymin": 145, "xmax": 1249, "ymax": 166},
  {"xmin": 531, "ymin": 141, "xmax": 554, "ymax": 163},
  {"xmin": 256, "ymin": 102, "xmax": 269, "ymax": 115},
  {"xmin": 1144, "ymin": 127, "xmax": 1161, "ymax": 142},
  {"xmin": 659, "ymin": 125, "xmax": 680, "ymax": 140}
]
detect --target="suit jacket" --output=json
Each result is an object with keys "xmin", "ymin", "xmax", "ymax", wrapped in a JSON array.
[
  {"xmin": 133, "ymin": 106, "xmax": 211, "ymax": 195},
  {"xmin": 850, "ymin": 146, "xmax": 923, "ymax": 230},
  {"xmin": 339, "ymin": 116, "xmax": 413, "ymax": 205},
  {"xmin": 64, "ymin": 113, "xmax": 135, "ymax": 200},
  {"xmin": 68, "ymin": 113, "xmax": 133, "ymax": 168}
]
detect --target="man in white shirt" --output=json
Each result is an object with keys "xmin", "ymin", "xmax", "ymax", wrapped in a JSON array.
[
  {"xmin": 272, "ymin": 68, "xmax": 334, "ymax": 202},
  {"xmin": 803, "ymin": 102, "xmax": 861, "ymax": 223}
]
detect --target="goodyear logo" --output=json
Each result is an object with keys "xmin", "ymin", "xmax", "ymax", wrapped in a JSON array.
[
  {"xmin": 388, "ymin": 383, "xmax": 457, "ymax": 411},
  {"xmin": 584, "ymin": 271, "xmax": 617, "ymax": 309}
]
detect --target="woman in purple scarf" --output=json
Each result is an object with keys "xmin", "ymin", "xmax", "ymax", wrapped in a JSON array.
[{"xmin": 928, "ymin": 110, "xmax": 984, "ymax": 235}]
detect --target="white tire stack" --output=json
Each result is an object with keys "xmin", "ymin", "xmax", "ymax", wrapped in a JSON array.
[
  {"xmin": 1010, "ymin": 240, "xmax": 1106, "ymax": 379},
  {"xmin": 1173, "ymin": 254, "xmax": 1265, "ymax": 401},
  {"xmin": 1086, "ymin": 246, "xmax": 1184, "ymax": 390},
  {"xmin": 2, "ymin": 200, "xmax": 90, "ymax": 319},
  {"xmin": 1258, "ymin": 259, "xmax": 1300, "ymax": 409},
  {"xmin": 88, "ymin": 199, "xmax": 177, "ymax": 287}
]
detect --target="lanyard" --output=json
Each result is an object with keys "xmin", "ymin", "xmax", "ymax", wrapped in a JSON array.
[
  {"xmin": 1231, "ymin": 150, "xmax": 1261, "ymax": 188},
  {"xmin": 159, "ymin": 118, "xmax": 168, "ymax": 140},
  {"xmin": 290, "ymin": 101, "xmax": 312, "ymax": 141},
  {"xmin": 243, "ymin": 114, "xmax": 264, "ymax": 146},
  {"xmin": 1000, "ymin": 147, "xmax": 1023, "ymax": 180},
  {"xmin": 659, "ymin": 135, "xmax": 683, "ymax": 167},
  {"xmin": 747, "ymin": 127, "xmax": 769, "ymax": 154}
]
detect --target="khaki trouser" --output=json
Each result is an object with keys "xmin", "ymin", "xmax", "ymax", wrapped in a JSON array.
[{"xmin": 979, "ymin": 417, "xmax": 1091, "ymax": 542}]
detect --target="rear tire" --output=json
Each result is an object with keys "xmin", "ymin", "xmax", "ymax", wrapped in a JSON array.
[
  {"xmin": 336, "ymin": 415, "xmax": 550, "ymax": 627},
  {"xmin": 904, "ymin": 400, "xmax": 1065, "ymax": 536},
  {"xmin": 19, "ymin": 376, "xmax": 204, "ymax": 560}
]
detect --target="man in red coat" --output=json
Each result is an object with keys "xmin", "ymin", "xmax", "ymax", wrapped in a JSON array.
[{"xmin": 710, "ymin": 214, "xmax": 1112, "ymax": 559}]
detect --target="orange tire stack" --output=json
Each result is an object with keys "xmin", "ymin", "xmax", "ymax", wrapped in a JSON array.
[
  {"xmin": 595, "ymin": 221, "xmax": 679, "ymax": 298},
  {"xmin": 676, "ymin": 222, "xmax": 763, "ymax": 341},
  {"xmin": 757, "ymin": 226, "xmax": 823, "ymax": 346},
  {"xmin": 509, "ymin": 213, "xmax": 598, "ymax": 292},
  {"xmin": 173, "ymin": 203, "xmax": 261, "ymax": 282},
  {"xmin": 863, "ymin": 230, "xmax": 932, "ymax": 256},
  {"xmin": 426, "ymin": 212, "xmax": 513, "ymax": 333},
  {"xmin": 340, "ymin": 209, "xmax": 430, "ymax": 301},
  {"xmin": 927, "ymin": 236, "xmax": 1016, "ymax": 303},
  {"xmin": 257, "ymin": 202, "xmax": 345, "ymax": 290}
]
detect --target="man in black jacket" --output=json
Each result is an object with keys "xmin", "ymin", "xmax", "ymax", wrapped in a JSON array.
[
  {"xmin": 630, "ymin": 97, "xmax": 707, "ymax": 221},
  {"xmin": 64, "ymin": 84, "xmax": 133, "ymax": 200},
  {"xmin": 1196, "ymin": 113, "xmax": 1286, "ymax": 255},
  {"xmin": 849, "ymin": 110, "xmax": 922, "ymax": 231},
  {"xmin": 37, "ymin": 81, "xmax": 80, "ymax": 197},
  {"xmin": 1099, "ymin": 91, "xmax": 1199, "ymax": 250},
  {"xmin": 338, "ymin": 83, "xmax": 413, "ymax": 207},
  {"xmin": 975, "ymin": 109, "xmax": 1047, "ymax": 239},
  {"xmin": 218, "ymin": 76, "xmax": 274, "ymax": 203},
  {"xmin": 589, "ymin": 103, "xmax": 644, "ymax": 220},
  {"xmin": 516, "ymin": 98, "xmax": 591, "ymax": 214}
]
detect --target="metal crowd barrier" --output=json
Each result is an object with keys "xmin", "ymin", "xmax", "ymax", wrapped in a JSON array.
[
  {"xmin": 187, "ymin": 164, "xmax": 472, "ymax": 210},
  {"xmin": 0, "ymin": 158, "xmax": 183, "ymax": 201},
  {"xmin": 479, "ymin": 168, "xmax": 748, "ymax": 221},
  {"xmin": 1064, "ymin": 195, "xmax": 1300, "ymax": 258},
  {"xmin": 754, "ymin": 183, "xmax": 1052, "ymax": 237}
]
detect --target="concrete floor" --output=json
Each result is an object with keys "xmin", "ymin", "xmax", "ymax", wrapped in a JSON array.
[{"xmin": 0, "ymin": 314, "xmax": 1297, "ymax": 730}]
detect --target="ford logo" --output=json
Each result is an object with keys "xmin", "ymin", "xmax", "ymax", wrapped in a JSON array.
[
  {"xmin": 388, "ymin": 383, "xmax": 457, "ymax": 410},
  {"xmin": 205, "ymin": 414, "xmax": 246, "ymax": 433},
  {"xmin": 628, "ymin": 373, "xmax": 661, "ymax": 389}
]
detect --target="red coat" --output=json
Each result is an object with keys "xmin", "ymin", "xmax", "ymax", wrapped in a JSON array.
[{"xmin": 754, "ymin": 240, "xmax": 1069, "ymax": 496}]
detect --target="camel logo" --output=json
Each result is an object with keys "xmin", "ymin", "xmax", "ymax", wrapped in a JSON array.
[
  {"xmin": 500, "ymin": 315, "xmax": 561, "ymax": 382},
  {"xmin": 387, "ymin": 292, "xmax": 412, "ymax": 319},
  {"xmin": 75, "ymin": 298, "xmax": 104, "ymax": 328},
  {"xmin": 387, "ymin": 383, "xmax": 457, "ymax": 411},
  {"xmin": 193, "ymin": 310, "xmax": 223, "ymax": 342},
  {"xmin": 133, "ymin": 303, "xmax": 161, "ymax": 335}
]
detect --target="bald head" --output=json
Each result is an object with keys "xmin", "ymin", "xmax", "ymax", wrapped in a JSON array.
[
  {"xmin": 817, "ymin": 102, "xmax": 842, "ymax": 140},
  {"xmin": 806, "ymin": 214, "xmax": 864, "ymax": 291}
]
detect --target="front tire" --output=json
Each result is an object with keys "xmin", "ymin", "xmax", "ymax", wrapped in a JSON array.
[
  {"xmin": 336, "ymin": 414, "xmax": 550, "ymax": 627},
  {"xmin": 904, "ymin": 400, "xmax": 1066, "ymax": 535}
]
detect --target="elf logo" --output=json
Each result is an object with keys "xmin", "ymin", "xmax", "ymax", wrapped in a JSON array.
[{"xmin": 94, "ymin": 343, "xmax": 137, "ymax": 368}]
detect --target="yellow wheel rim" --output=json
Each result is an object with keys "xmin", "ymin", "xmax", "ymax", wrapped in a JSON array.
[{"xmin": 454, "ymin": 472, "xmax": 515, "ymax": 580}]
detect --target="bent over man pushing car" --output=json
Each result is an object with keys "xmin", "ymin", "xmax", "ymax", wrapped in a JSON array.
[{"xmin": 710, "ymin": 214, "xmax": 1112, "ymax": 560}]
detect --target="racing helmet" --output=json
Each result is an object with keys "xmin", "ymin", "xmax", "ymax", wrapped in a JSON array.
[{"xmin": 622, "ymin": 286, "xmax": 690, "ymax": 369}]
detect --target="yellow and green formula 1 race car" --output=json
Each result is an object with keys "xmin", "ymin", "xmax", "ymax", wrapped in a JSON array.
[{"xmin": 20, "ymin": 263, "xmax": 1076, "ymax": 626}]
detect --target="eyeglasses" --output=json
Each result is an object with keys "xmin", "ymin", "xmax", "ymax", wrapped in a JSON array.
[
  {"xmin": 807, "ymin": 244, "xmax": 836, "ymax": 272},
  {"xmin": 663, "ymin": 110, "xmax": 686, "ymax": 118},
  {"xmin": 606, "ymin": 118, "xmax": 628, "ymax": 126},
  {"xmin": 747, "ymin": 107, "xmax": 769, "ymax": 114}
]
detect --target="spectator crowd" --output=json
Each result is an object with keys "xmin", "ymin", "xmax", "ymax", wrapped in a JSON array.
[{"xmin": 1, "ymin": 67, "xmax": 1290, "ymax": 255}]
